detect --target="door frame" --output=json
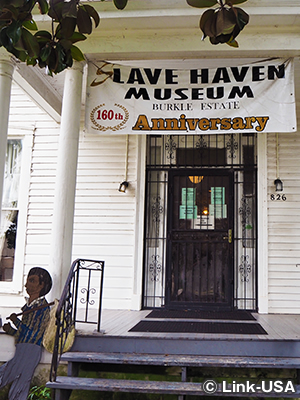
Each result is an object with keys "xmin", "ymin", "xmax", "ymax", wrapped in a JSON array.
[{"xmin": 165, "ymin": 168, "xmax": 234, "ymax": 310}]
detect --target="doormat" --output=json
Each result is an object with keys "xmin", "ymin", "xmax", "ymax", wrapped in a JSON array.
[
  {"xmin": 129, "ymin": 320, "xmax": 267, "ymax": 335},
  {"xmin": 145, "ymin": 310, "xmax": 256, "ymax": 321}
]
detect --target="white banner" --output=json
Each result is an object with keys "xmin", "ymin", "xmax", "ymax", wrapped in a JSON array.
[{"xmin": 85, "ymin": 58, "xmax": 296, "ymax": 134}]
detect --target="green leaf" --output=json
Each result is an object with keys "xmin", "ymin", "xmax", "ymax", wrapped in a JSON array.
[
  {"xmin": 21, "ymin": 27, "xmax": 39, "ymax": 57},
  {"xmin": 215, "ymin": 8, "xmax": 236, "ymax": 36},
  {"xmin": 2, "ymin": 0, "xmax": 24, "ymax": 8},
  {"xmin": 68, "ymin": 31, "xmax": 86, "ymax": 43},
  {"xmin": 57, "ymin": 17, "xmax": 76, "ymax": 38},
  {"xmin": 48, "ymin": 2, "xmax": 64, "ymax": 22},
  {"xmin": 21, "ymin": 0, "xmax": 36, "ymax": 14},
  {"xmin": 77, "ymin": 6, "xmax": 92, "ymax": 34},
  {"xmin": 113, "ymin": 0, "xmax": 128, "ymax": 10},
  {"xmin": 0, "ymin": 27, "xmax": 14, "ymax": 51},
  {"xmin": 59, "ymin": 38, "xmax": 72, "ymax": 50},
  {"xmin": 187, "ymin": 0, "xmax": 217, "ymax": 8},
  {"xmin": 34, "ymin": 30, "xmax": 52, "ymax": 39},
  {"xmin": 83, "ymin": 4, "xmax": 99, "ymax": 28},
  {"xmin": 65, "ymin": 48, "xmax": 73, "ymax": 67},
  {"xmin": 200, "ymin": 8, "xmax": 217, "ymax": 38},
  {"xmin": 6, "ymin": 21, "xmax": 21, "ymax": 44},
  {"xmin": 200, "ymin": 8, "xmax": 214, "ymax": 30},
  {"xmin": 36, "ymin": 0, "xmax": 49, "ymax": 14},
  {"xmin": 0, "ymin": 8, "xmax": 14, "ymax": 21},
  {"xmin": 11, "ymin": 46, "xmax": 27, "ymax": 61},
  {"xmin": 22, "ymin": 19, "xmax": 38, "ymax": 30},
  {"xmin": 62, "ymin": 0, "xmax": 77, "ymax": 19},
  {"xmin": 55, "ymin": 43, "xmax": 68, "ymax": 73},
  {"xmin": 14, "ymin": 35, "xmax": 25, "ymax": 50},
  {"xmin": 235, "ymin": 7, "xmax": 249, "ymax": 30},
  {"xmin": 39, "ymin": 43, "xmax": 51, "ymax": 61},
  {"xmin": 47, "ymin": 47, "xmax": 57, "ymax": 73},
  {"xmin": 225, "ymin": 0, "xmax": 248, "ymax": 4},
  {"xmin": 70, "ymin": 44, "xmax": 84, "ymax": 61},
  {"xmin": 226, "ymin": 38, "xmax": 239, "ymax": 47},
  {"xmin": 26, "ymin": 56, "xmax": 37, "ymax": 65}
]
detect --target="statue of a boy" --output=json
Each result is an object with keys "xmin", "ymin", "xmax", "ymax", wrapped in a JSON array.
[{"xmin": 0, "ymin": 267, "xmax": 52, "ymax": 400}]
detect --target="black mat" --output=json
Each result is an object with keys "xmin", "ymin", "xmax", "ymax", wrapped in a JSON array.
[
  {"xmin": 146, "ymin": 309, "xmax": 256, "ymax": 321},
  {"xmin": 129, "ymin": 320, "xmax": 267, "ymax": 335}
]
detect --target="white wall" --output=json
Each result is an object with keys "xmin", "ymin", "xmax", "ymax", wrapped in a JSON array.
[
  {"xmin": 267, "ymin": 132, "xmax": 300, "ymax": 313},
  {"xmin": 72, "ymin": 133, "xmax": 139, "ymax": 309}
]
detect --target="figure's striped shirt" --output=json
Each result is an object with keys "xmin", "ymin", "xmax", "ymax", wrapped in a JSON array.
[{"xmin": 7, "ymin": 298, "xmax": 50, "ymax": 346}]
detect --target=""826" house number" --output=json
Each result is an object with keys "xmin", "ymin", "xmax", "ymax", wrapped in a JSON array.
[{"xmin": 270, "ymin": 194, "xmax": 287, "ymax": 201}]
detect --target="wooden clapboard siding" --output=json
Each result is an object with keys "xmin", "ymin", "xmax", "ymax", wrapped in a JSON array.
[
  {"xmin": 10, "ymin": 82, "xmax": 61, "ymax": 272},
  {"xmin": 9, "ymin": 83, "xmax": 59, "ymax": 129},
  {"xmin": 72, "ymin": 134, "xmax": 138, "ymax": 309},
  {"xmin": 267, "ymin": 132, "xmax": 300, "ymax": 313}
]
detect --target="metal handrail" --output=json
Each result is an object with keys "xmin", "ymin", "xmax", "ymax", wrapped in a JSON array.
[{"xmin": 49, "ymin": 258, "xmax": 105, "ymax": 381}]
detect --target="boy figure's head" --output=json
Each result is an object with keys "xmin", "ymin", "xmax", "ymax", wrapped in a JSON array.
[{"xmin": 26, "ymin": 267, "xmax": 52, "ymax": 300}]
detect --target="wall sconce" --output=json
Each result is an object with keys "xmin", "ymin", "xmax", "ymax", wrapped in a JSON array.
[
  {"xmin": 274, "ymin": 133, "xmax": 283, "ymax": 192},
  {"xmin": 119, "ymin": 181, "xmax": 129, "ymax": 193},
  {"xmin": 274, "ymin": 178, "xmax": 283, "ymax": 192},
  {"xmin": 119, "ymin": 134, "xmax": 129, "ymax": 193}
]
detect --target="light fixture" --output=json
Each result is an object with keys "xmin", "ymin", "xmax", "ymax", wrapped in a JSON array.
[
  {"xmin": 189, "ymin": 176, "xmax": 204, "ymax": 184},
  {"xmin": 119, "ymin": 134, "xmax": 129, "ymax": 193},
  {"xmin": 274, "ymin": 178, "xmax": 283, "ymax": 192},
  {"xmin": 118, "ymin": 181, "xmax": 129, "ymax": 193},
  {"xmin": 274, "ymin": 133, "xmax": 283, "ymax": 192}
]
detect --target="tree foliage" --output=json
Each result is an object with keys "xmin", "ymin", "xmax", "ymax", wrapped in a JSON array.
[
  {"xmin": 0, "ymin": 0, "xmax": 248, "ymax": 75},
  {"xmin": 187, "ymin": 0, "xmax": 249, "ymax": 47}
]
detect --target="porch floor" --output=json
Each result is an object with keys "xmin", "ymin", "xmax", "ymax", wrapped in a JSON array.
[{"xmin": 75, "ymin": 309, "xmax": 300, "ymax": 341}]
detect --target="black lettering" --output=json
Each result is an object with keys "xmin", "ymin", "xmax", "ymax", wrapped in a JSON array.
[
  {"xmin": 125, "ymin": 88, "xmax": 150, "ymax": 100},
  {"xmin": 154, "ymin": 89, "xmax": 172, "ymax": 100},
  {"xmin": 165, "ymin": 70, "xmax": 178, "ymax": 84},
  {"xmin": 190, "ymin": 69, "xmax": 209, "ymax": 84},
  {"xmin": 228, "ymin": 86, "xmax": 254, "ymax": 99},
  {"xmin": 231, "ymin": 66, "xmax": 249, "ymax": 82},
  {"xmin": 212, "ymin": 67, "xmax": 230, "ymax": 83},
  {"xmin": 192, "ymin": 88, "xmax": 204, "ymax": 100},
  {"xmin": 207, "ymin": 87, "xmax": 224, "ymax": 100},
  {"xmin": 113, "ymin": 68, "xmax": 124, "ymax": 83},
  {"xmin": 268, "ymin": 64, "xmax": 285, "ymax": 80},
  {"xmin": 127, "ymin": 69, "xmax": 145, "ymax": 84},
  {"xmin": 174, "ymin": 88, "xmax": 189, "ymax": 100},
  {"xmin": 252, "ymin": 66, "xmax": 265, "ymax": 81},
  {"xmin": 143, "ymin": 69, "xmax": 162, "ymax": 84}
]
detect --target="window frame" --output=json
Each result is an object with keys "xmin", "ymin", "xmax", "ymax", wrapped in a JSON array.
[{"xmin": 0, "ymin": 129, "xmax": 33, "ymax": 294}]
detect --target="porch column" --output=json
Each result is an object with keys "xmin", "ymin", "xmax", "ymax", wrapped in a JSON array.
[
  {"xmin": 0, "ymin": 56, "xmax": 14, "ymax": 227},
  {"xmin": 49, "ymin": 61, "xmax": 84, "ymax": 299}
]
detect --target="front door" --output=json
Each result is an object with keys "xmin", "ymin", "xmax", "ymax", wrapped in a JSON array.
[{"xmin": 166, "ymin": 170, "xmax": 234, "ymax": 310}]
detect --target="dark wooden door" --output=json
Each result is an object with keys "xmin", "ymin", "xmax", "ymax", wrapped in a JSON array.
[{"xmin": 166, "ymin": 170, "xmax": 234, "ymax": 309}]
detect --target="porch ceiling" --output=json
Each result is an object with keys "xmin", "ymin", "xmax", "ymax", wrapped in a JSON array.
[{"xmin": 32, "ymin": 0, "xmax": 300, "ymax": 59}]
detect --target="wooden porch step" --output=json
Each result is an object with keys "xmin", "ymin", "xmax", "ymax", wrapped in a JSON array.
[
  {"xmin": 47, "ymin": 376, "xmax": 300, "ymax": 398},
  {"xmin": 61, "ymin": 351, "xmax": 300, "ymax": 369}
]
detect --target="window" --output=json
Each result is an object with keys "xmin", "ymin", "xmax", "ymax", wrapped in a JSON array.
[{"xmin": 0, "ymin": 139, "xmax": 22, "ymax": 281}]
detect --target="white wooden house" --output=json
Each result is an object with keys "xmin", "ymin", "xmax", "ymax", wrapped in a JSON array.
[{"xmin": 1, "ymin": 0, "xmax": 300, "ymax": 369}]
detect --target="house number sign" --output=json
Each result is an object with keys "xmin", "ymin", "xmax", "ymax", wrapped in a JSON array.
[{"xmin": 270, "ymin": 194, "xmax": 287, "ymax": 201}]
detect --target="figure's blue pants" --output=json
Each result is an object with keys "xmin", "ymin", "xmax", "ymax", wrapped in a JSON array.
[{"xmin": 0, "ymin": 343, "xmax": 42, "ymax": 400}]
